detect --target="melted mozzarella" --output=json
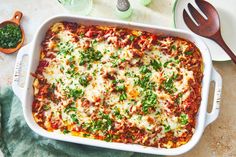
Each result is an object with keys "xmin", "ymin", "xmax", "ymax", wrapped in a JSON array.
[{"xmin": 33, "ymin": 22, "xmax": 202, "ymax": 149}]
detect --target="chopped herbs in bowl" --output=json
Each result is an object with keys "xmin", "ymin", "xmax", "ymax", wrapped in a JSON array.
[{"xmin": 0, "ymin": 23, "xmax": 22, "ymax": 49}]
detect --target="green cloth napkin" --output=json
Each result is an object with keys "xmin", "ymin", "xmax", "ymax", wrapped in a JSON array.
[{"xmin": 0, "ymin": 87, "xmax": 161, "ymax": 157}]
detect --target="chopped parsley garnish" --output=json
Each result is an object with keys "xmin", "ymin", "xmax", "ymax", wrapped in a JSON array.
[
  {"xmin": 66, "ymin": 67, "xmax": 78, "ymax": 77},
  {"xmin": 175, "ymin": 93, "xmax": 183, "ymax": 104},
  {"xmin": 139, "ymin": 65, "xmax": 151, "ymax": 74},
  {"xmin": 125, "ymin": 109, "xmax": 129, "ymax": 115},
  {"xmin": 129, "ymin": 35, "xmax": 135, "ymax": 41},
  {"xmin": 184, "ymin": 51, "xmax": 193, "ymax": 55},
  {"xmin": 83, "ymin": 133, "xmax": 90, "ymax": 137},
  {"xmin": 164, "ymin": 125, "xmax": 171, "ymax": 132},
  {"xmin": 115, "ymin": 83, "xmax": 127, "ymax": 101},
  {"xmin": 164, "ymin": 58, "xmax": 180, "ymax": 68},
  {"xmin": 67, "ymin": 88, "xmax": 84, "ymax": 100},
  {"xmin": 116, "ymin": 85, "xmax": 125, "ymax": 92},
  {"xmin": 43, "ymin": 104, "xmax": 51, "ymax": 111},
  {"xmin": 125, "ymin": 71, "xmax": 137, "ymax": 77},
  {"xmin": 110, "ymin": 52, "xmax": 119, "ymax": 59},
  {"xmin": 150, "ymin": 60, "xmax": 162, "ymax": 71},
  {"xmin": 91, "ymin": 40, "xmax": 98, "ymax": 46},
  {"xmin": 111, "ymin": 53, "xmax": 125, "ymax": 67},
  {"xmin": 63, "ymin": 129, "xmax": 70, "ymax": 134},
  {"xmin": 68, "ymin": 58, "xmax": 76, "ymax": 69},
  {"xmin": 70, "ymin": 114, "xmax": 79, "ymax": 124},
  {"xmin": 49, "ymin": 83, "xmax": 56, "ymax": 93},
  {"xmin": 180, "ymin": 113, "xmax": 188, "ymax": 125},
  {"xmin": 120, "ymin": 58, "xmax": 126, "ymax": 62},
  {"xmin": 68, "ymin": 56, "xmax": 74, "ymax": 63},
  {"xmin": 102, "ymin": 115, "xmax": 112, "ymax": 126},
  {"xmin": 104, "ymin": 134, "xmax": 113, "ymax": 142},
  {"xmin": 138, "ymin": 115, "xmax": 142, "ymax": 121},
  {"xmin": 136, "ymin": 73, "xmax": 155, "ymax": 90},
  {"xmin": 141, "ymin": 90, "xmax": 157, "ymax": 114},
  {"xmin": 87, "ymin": 64, "xmax": 92, "ymax": 70},
  {"xmin": 104, "ymin": 49, "xmax": 110, "ymax": 54},
  {"xmin": 119, "ymin": 92, "xmax": 127, "ymax": 101},
  {"xmin": 0, "ymin": 24, "xmax": 22, "ymax": 48},
  {"xmin": 79, "ymin": 47, "xmax": 103, "ymax": 65},
  {"xmin": 171, "ymin": 45, "xmax": 177, "ymax": 50},
  {"xmin": 163, "ymin": 60, "xmax": 172, "ymax": 68},
  {"xmin": 111, "ymin": 59, "xmax": 119, "ymax": 67},
  {"xmin": 98, "ymin": 112, "xmax": 113, "ymax": 131},
  {"xmin": 58, "ymin": 78, "xmax": 65, "ymax": 85},
  {"xmin": 58, "ymin": 41, "xmax": 75, "ymax": 56},
  {"xmin": 161, "ymin": 76, "xmax": 177, "ymax": 94},
  {"xmin": 79, "ymin": 33, "xmax": 84, "ymax": 38},
  {"xmin": 114, "ymin": 107, "xmax": 122, "ymax": 119},
  {"xmin": 92, "ymin": 69, "xmax": 97, "ymax": 76},
  {"xmin": 79, "ymin": 75, "xmax": 90, "ymax": 87},
  {"xmin": 82, "ymin": 113, "xmax": 113, "ymax": 133},
  {"xmin": 64, "ymin": 104, "xmax": 77, "ymax": 113},
  {"xmin": 91, "ymin": 120, "xmax": 103, "ymax": 131}
]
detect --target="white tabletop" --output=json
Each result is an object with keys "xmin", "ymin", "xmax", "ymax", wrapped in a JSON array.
[{"xmin": 1, "ymin": 1, "xmax": 235, "ymax": 157}]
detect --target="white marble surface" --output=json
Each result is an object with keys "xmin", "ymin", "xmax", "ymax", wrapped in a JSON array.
[{"xmin": 0, "ymin": 1, "xmax": 235, "ymax": 157}]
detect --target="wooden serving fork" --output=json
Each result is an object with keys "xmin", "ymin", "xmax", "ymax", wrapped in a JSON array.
[{"xmin": 183, "ymin": 0, "xmax": 236, "ymax": 63}]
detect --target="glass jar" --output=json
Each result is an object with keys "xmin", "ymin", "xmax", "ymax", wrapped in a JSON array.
[
  {"xmin": 139, "ymin": 0, "xmax": 152, "ymax": 6},
  {"xmin": 58, "ymin": 0, "xmax": 93, "ymax": 15}
]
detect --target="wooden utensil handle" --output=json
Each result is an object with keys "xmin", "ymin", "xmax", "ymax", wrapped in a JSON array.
[
  {"xmin": 212, "ymin": 32, "xmax": 236, "ymax": 64},
  {"xmin": 11, "ymin": 11, "xmax": 23, "ymax": 25}
]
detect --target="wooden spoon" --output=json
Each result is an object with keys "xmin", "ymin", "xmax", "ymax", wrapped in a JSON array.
[{"xmin": 0, "ymin": 11, "xmax": 24, "ymax": 54}]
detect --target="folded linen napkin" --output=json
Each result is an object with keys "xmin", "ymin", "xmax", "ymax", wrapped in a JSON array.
[{"xmin": 0, "ymin": 87, "xmax": 160, "ymax": 157}]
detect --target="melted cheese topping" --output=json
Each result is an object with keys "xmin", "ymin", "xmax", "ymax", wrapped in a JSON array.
[{"xmin": 32, "ymin": 22, "xmax": 203, "ymax": 148}]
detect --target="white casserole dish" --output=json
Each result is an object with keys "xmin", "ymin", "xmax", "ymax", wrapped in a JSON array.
[{"xmin": 12, "ymin": 16, "xmax": 222, "ymax": 156}]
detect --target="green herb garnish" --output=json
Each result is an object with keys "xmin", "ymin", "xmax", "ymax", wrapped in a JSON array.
[
  {"xmin": 79, "ymin": 33, "xmax": 84, "ymax": 38},
  {"xmin": 171, "ymin": 45, "xmax": 177, "ymax": 50},
  {"xmin": 79, "ymin": 47, "xmax": 103, "ymax": 65},
  {"xmin": 140, "ymin": 65, "xmax": 151, "ymax": 74},
  {"xmin": 83, "ymin": 133, "xmax": 90, "ymax": 137},
  {"xmin": 180, "ymin": 113, "xmax": 188, "ymax": 125},
  {"xmin": 136, "ymin": 73, "xmax": 155, "ymax": 90},
  {"xmin": 116, "ymin": 85, "xmax": 125, "ymax": 92},
  {"xmin": 163, "ymin": 60, "xmax": 172, "ymax": 68},
  {"xmin": 164, "ymin": 125, "xmax": 171, "ymax": 132},
  {"xmin": 43, "ymin": 104, "xmax": 51, "ymax": 111},
  {"xmin": 71, "ymin": 114, "xmax": 79, "ymax": 124},
  {"xmin": 85, "ymin": 113, "xmax": 112, "ymax": 133},
  {"xmin": 104, "ymin": 134, "xmax": 113, "ymax": 142},
  {"xmin": 0, "ymin": 24, "xmax": 22, "ymax": 48},
  {"xmin": 175, "ymin": 93, "xmax": 183, "ymax": 104},
  {"xmin": 150, "ymin": 60, "xmax": 162, "ymax": 71},
  {"xmin": 91, "ymin": 40, "xmax": 98, "ymax": 46},
  {"xmin": 67, "ymin": 88, "xmax": 84, "ymax": 100},
  {"xmin": 64, "ymin": 106, "xmax": 77, "ymax": 113},
  {"xmin": 129, "ymin": 35, "xmax": 135, "ymax": 42},
  {"xmin": 185, "ymin": 51, "xmax": 193, "ymax": 55},
  {"xmin": 141, "ymin": 90, "xmax": 157, "ymax": 114},
  {"xmin": 114, "ymin": 107, "xmax": 122, "ymax": 119},
  {"xmin": 63, "ymin": 129, "xmax": 70, "ymax": 134},
  {"xmin": 161, "ymin": 76, "xmax": 177, "ymax": 94},
  {"xmin": 79, "ymin": 75, "xmax": 90, "ymax": 87},
  {"xmin": 57, "ymin": 41, "xmax": 75, "ymax": 56},
  {"xmin": 119, "ymin": 92, "xmax": 127, "ymax": 101}
]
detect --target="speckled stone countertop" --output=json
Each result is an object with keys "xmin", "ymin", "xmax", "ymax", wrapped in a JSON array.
[{"xmin": 0, "ymin": 0, "xmax": 235, "ymax": 157}]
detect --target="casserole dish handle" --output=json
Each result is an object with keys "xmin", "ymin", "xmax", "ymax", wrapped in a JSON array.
[
  {"xmin": 205, "ymin": 68, "xmax": 222, "ymax": 127},
  {"xmin": 12, "ymin": 44, "xmax": 31, "ymax": 102}
]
